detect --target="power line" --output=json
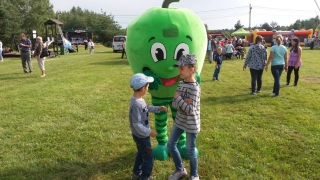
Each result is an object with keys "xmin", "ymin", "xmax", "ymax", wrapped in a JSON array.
[
  {"xmin": 112, "ymin": 5, "xmax": 316, "ymax": 17},
  {"xmin": 194, "ymin": 6, "xmax": 247, "ymax": 13},
  {"xmin": 201, "ymin": 13, "xmax": 248, "ymax": 20},
  {"xmin": 253, "ymin": 6, "xmax": 317, "ymax": 12},
  {"xmin": 112, "ymin": 6, "xmax": 248, "ymax": 17},
  {"xmin": 253, "ymin": 13, "xmax": 318, "ymax": 17}
]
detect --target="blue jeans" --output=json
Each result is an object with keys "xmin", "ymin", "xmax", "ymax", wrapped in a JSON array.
[
  {"xmin": 167, "ymin": 124, "xmax": 198, "ymax": 177},
  {"xmin": 132, "ymin": 135, "xmax": 154, "ymax": 179},
  {"xmin": 271, "ymin": 65, "xmax": 284, "ymax": 96},
  {"xmin": 213, "ymin": 64, "xmax": 222, "ymax": 80}
]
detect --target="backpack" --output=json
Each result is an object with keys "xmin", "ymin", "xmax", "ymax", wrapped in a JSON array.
[{"xmin": 40, "ymin": 48, "xmax": 49, "ymax": 58}]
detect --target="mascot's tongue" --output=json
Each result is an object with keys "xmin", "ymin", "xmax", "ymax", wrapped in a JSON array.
[{"xmin": 161, "ymin": 75, "xmax": 180, "ymax": 86}]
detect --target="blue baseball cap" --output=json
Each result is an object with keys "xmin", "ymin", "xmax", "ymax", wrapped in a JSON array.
[{"xmin": 130, "ymin": 73, "xmax": 154, "ymax": 90}]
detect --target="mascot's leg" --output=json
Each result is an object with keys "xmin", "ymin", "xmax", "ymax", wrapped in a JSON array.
[
  {"xmin": 170, "ymin": 102, "xmax": 199, "ymax": 160},
  {"xmin": 152, "ymin": 97, "xmax": 170, "ymax": 160}
]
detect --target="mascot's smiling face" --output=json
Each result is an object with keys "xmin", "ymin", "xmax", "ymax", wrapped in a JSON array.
[{"xmin": 126, "ymin": 6, "xmax": 207, "ymax": 97}]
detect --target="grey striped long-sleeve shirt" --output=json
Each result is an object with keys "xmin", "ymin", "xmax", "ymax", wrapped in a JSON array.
[{"xmin": 172, "ymin": 81, "xmax": 201, "ymax": 133}]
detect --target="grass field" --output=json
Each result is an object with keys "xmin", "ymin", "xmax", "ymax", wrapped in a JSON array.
[{"xmin": 0, "ymin": 45, "xmax": 319, "ymax": 180}]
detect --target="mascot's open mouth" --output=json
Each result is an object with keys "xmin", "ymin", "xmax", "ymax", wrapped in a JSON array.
[
  {"xmin": 143, "ymin": 67, "xmax": 180, "ymax": 87},
  {"xmin": 160, "ymin": 75, "xmax": 180, "ymax": 86}
]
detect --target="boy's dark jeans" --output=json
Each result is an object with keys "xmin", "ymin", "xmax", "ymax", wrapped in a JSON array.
[
  {"xmin": 250, "ymin": 68, "xmax": 264, "ymax": 93},
  {"xmin": 271, "ymin": 65, "xmax": 284, "ymax": 96},
  {"xmin": 213, "ymin": 64, "xmax": 222, "ymax": 80},
  {"xmin": 132, "ymin": 134, "xmax": 154, "ymax": 179}
]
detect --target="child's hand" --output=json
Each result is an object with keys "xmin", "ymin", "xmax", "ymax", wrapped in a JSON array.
[
  {"xmin": 216, "ymin": 65, "xmax": 218, "ymax": 69},
  {"xmin": 184, "ymin": 98, "xmax": 193, "ymax": 105},
  {"xmin": 150, "ymin": 130, "xmax": 157, "ymax": 138},
  {"xmin": 158, "ymin": 106, "xmax": 167, "ymax": 112},
  {"xmin": 174, "ymin": 92, "xmax": 180, "ymax": 99}
]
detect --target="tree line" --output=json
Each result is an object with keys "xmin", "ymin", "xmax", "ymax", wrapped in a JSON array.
[
  {"xmin": 1, "ymin": 1, "xmax": 318, "ymax": 47},
  {"xmin": 0, "ymin": 0, "xmax": 125, "ymax": 47}
]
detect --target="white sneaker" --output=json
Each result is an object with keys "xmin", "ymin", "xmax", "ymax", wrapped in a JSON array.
[
  {"xmin": 168, "ymin": 168, "xmax": 188, "ymax": 180},
  {"xmin": 40, "ymin": 74, "xmax": 46, "ymax": 77},
  {"xmin": 190, "ymin": 176, "xmax": 200, "ymax": 180},
  {"xmin": 269, "ymin": 93, "xmax": 278, "ymax": 97}
]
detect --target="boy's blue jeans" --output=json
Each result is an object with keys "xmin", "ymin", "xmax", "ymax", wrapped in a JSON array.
[
  {"xmin": 271, "ymin": 65, "xmax": 284, "ymax": 96},
  {"xmin": 213, "ymin": 64, "xmax": 222, "ymax": 80},
  {"xmin": 132, "ymin": 135, "xmax": 154, "ymax": 179},
  {"xmin": 167, "ymin": 124, "xmax": 198, "ymax": 177}
]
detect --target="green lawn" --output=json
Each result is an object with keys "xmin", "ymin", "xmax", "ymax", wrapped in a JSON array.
[{"xmin": 0, "ymin": 45, "xmax": 319, "ymax": 180}]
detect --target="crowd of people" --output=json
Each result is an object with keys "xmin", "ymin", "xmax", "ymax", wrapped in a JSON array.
[
  {"xmin": 207, "ymin": 34, "xmax": 302, "ymax": 97},
  {"xmin": 207, "ymin": 35, "xmax": 247, "ymax": 63}
]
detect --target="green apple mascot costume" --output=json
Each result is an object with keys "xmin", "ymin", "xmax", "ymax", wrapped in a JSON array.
[{"xmin": 126, "ymin": 0, "xmax": 207, "ymax": 160}]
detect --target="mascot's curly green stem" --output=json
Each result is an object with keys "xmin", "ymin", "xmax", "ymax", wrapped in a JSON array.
[{"xmin": 162, "ymin": 0, "xmax": 180, "ymax": 8}]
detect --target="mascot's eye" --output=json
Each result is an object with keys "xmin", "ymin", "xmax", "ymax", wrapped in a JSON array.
[
  {"xmin": 151, "ymin": 42, "xmax": 167, "ymax": 63},
  {"xmin": 174, "ymin": 43, "xmax": 190, "ymax": 60}
]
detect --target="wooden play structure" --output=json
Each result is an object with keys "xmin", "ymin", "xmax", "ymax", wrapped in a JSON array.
[{"xmin": 44, "ymin": 19, "xmax": 63, "ymax": 56}]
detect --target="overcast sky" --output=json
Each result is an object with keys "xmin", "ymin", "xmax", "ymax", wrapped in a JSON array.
[{"xmin": 52, "ymin": 0, "xmax": 320, "ymax": 30}]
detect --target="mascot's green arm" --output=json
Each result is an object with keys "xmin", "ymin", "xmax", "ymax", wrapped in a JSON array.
[
  {"xmin": 196, "ymin": 72, "xmax": 201, "ymax": 84},
  {"xmin": 143, "ymin": 69, "xmax": 162, "ymax": 90}
]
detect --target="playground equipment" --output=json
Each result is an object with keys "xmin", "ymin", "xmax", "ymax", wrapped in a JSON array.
[
  {"xmin": 314, "ymin": 24, "xmax": 320, "ymax": 37},
  {"xmin": 44, "ymin": 19, "xmax": 73, "ymax": 56},
  {"xmin": 57, "ymin": 25, "xmax": 72, "ymax": 53}
]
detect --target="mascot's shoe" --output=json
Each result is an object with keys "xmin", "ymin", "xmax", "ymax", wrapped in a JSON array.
[
  {"xmin": 177, "ymin": 144, "xmax": 199, "ymax": 160},
  {"xmin": 153, "ymin": 144, "xmax": 168, "ymax": 160}
]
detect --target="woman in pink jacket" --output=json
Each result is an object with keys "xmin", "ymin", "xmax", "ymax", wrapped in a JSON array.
[{"xmin": 286, "ymin": 37, "xmax": 302, "ymax": 86}]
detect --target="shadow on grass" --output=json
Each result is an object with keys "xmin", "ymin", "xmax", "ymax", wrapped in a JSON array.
[
  {"xmin": 1, "ymin": 151, "xmax": 136, "ymax": 180},
  {"xmin": 90, "ymin": 59, "xmax": 129, "ymax": 66},
  {"xmin": 0, "ymin": 74, "xmax": 33, "ymax": 81}
]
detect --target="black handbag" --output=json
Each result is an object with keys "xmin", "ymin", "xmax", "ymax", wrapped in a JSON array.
[{"xmin": 40, "ymin": 48, "xmax": 49, "ymax": 58}]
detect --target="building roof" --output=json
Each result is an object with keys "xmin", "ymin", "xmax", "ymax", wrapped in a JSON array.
[{"xmin": 44, "ymin": 19, "xmax": 63, "ymax": 25}]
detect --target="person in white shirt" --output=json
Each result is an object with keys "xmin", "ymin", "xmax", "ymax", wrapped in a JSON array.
[
  {"xmin": 0, "ymin": 39, "xmax": 3, "ymax": 62},
  {"xmin": 88, "ymin": 39, "xmax": 94, "ymax": 54},
  {"xmin": 121, "ymin": 39, "xmax": 126, "ymax": 58}
]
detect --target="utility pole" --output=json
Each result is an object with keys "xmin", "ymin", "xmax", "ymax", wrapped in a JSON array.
[{"xmin": 249, "ymin": 3, "xmax": 252, "ymax": 30}]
